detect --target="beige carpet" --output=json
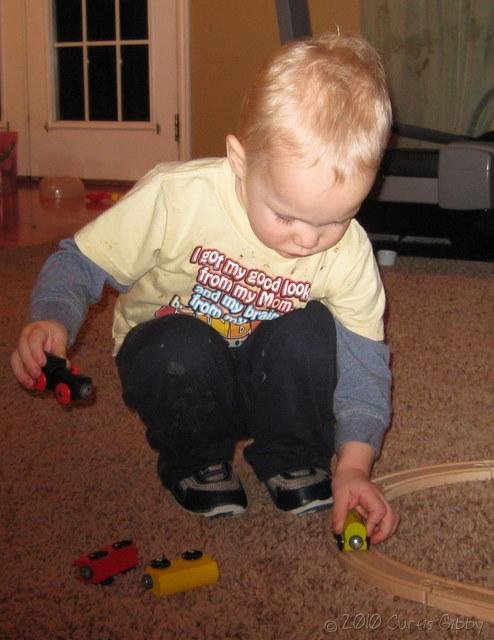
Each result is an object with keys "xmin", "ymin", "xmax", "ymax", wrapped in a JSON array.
[{"xmin": 1, "ymin": 242, "xmax": 493, "ymax": 640}]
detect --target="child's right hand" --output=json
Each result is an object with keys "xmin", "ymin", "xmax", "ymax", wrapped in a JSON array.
[{"xmin": 10, "ymin": 320, "xmax": 69, "ymax": 389}]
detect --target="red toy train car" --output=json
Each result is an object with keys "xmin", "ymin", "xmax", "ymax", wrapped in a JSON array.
[
  {"xmin": 34, "ymin": 353, "xmax": 93, "ymax": 405},
  {"xmin": 74, "ymin": 540, "xmax": 138, "ymax": 585}
]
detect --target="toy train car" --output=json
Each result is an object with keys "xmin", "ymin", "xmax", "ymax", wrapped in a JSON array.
[
  {"xmin": 335, "ymin": 509, "xmax": 369, "ymax": 552},
  {"xmin": 142, "ymin": 550, "xmax": 219, "ymax": 596},
  {"xmin": 34, "ymin": 352, "xmax": 93, "ymax": 405},
  {"xmin": 74, "ymin": 539, "xmax": 138, "ymax": 585}
]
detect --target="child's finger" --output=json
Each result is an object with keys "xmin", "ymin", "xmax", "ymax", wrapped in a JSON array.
[
  {"xmin": 331, "ymin": 498, "xmax": 350, "ymax": 533},
  {"xmin": 17, "ymin": 345, "xmax": 42, "ymax": 380},
  {"xmin": 18, "ymin": 333, "xmax": 47, "ymax": 378},
  {"xmin": 362, "ymin": 499, "xmax": 387, "ymax": 538},
  {"xmin": 50, "ymin": 333, "xmax": 68, "ymax": 361},
  {"xmin": 10, "ymin": 350, "xmax": 35, "ymax": 389},
  {"xmin": 354, "ymin": 504, "xmax": 369, "ymax": 521},
  {"xmin": 369, "ymin": 507, "xmax": 399, "ymax": 543}
]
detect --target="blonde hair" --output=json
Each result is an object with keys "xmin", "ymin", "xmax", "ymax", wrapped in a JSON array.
[{"xmin": 237, "ymin": 32, "xmax": 392, "ymax": 181}]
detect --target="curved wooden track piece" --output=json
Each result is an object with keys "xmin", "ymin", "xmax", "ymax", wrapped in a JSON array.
[{"xmin": 331, "ymin": 461, "xmax": 494, "ymax": 622}]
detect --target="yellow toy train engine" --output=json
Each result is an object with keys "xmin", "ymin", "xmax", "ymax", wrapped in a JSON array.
[{"xmin": 335, "ymin": 509, "xmax": 369, "ymax": 552}]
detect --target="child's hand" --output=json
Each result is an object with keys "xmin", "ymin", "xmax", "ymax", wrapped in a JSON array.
[
  {"xmin": 10, "ymin": 321, "xmax": 68, "ymax": 389},
  {"xmin": 331, "ymin": 466, "xmax": 400, "ymax": 544}
]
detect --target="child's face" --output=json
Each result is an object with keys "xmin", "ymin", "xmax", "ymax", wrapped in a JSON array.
[{"xmin": 237, "ymin": 153, "xmax": 375, "ymax": 259}]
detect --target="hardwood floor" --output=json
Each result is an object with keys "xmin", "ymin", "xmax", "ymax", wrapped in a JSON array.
[{"xmin": 0, "ymin": 181, "xmax": 130, "ymax": 249}]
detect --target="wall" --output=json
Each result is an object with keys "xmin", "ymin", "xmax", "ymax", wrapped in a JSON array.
[
  {"xmin": 309, "ymin": 0, "xmax": 360, "ymax": 35},
  {"xmin": 190, "ymin": 0, "xmax": 360, "ymax": 158}
]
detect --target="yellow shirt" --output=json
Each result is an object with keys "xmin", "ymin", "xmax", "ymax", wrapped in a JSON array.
[{"xmin": 75, "ymin": 158, "xmax": 385, "ymax": 354}]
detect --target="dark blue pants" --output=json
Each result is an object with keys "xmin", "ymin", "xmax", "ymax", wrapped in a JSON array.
[{"xmin": 116, "ymin": 301, "xmax": 337, "ymax": 487}]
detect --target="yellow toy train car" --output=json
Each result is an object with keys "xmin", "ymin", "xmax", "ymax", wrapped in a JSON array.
[
  {"xmin": 142, "ymin": 550, "xmax": 219, "ymax": 596},
  {"xmin": 335, "ymin": 509, "xmax": 369, "ymax": 552}
]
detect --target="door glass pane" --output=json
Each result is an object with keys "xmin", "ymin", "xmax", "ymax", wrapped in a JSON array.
[
  {"xmin": 54, "ymin": 0, "xmax": 82, "ymax": 42},
  {"xmin": 88, "ymin": 46, "xmax": 117, "ymax": 120},
  {"xmin": 122, "ymin": 45, "xmax": 149, "ymax": 120},
  {"xmin": 87, "ymin": 0, "xmax": 115, "ymax": 41},
  {"xmin": 120, "ymin": 0, "xmax": 148, "ymax": 40},
  {"xmin": 56, "ymin": 47, "xmax": 85, "ymax": 120},
  {"xmin": 52, "ymin": 0, "xmax": 151, "ymax": 123}
]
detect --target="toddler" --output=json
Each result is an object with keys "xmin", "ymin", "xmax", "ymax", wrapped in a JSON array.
[{"xmin": 11, "ymin": 32, "xmax": 399, "ymax": 543}]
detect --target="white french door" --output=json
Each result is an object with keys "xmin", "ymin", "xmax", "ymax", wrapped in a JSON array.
[{"xmin": 1, "ymin": 0, "xmax": 183, "ymax": 181}]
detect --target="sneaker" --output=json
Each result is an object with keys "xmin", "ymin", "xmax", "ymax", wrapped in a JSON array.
[
  {"xmin": 169, "ymin": 462, "xmax": 247, "ymax": 518},
  {"xmin": 265, "ymin": 468, "xmax": 333, "ymax": 516}
]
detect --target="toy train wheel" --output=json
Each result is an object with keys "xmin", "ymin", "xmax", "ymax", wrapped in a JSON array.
[
  {"xmin": 54, "ymin": 382, "xmax": 71, "ymax": 405},
  {"xmin": 142, "ymin": 574, "xmax": 154, "ymax": 590},
  {"xmin": 33, "ymin": 372, "xmax": 47, "ymax": 392},
  {"xmin": 334, "ymin": 534, "xmax": 344, "ymax": 551},
  {"xmin": 112, "ymin": 539, "xmax": 132, "ymax": 549},
  {"xmin": 150, "ymin": 558, "xmax": 171, "ymax": 569},
  {"xmin": 79, "ymin": 565, "xmax": 94, "ymax": 580},
  {"xmin": 88, "ymin": 550, "xmax": 109, "ymax": 560},
  {"xmin": 182, "ymin": 550, "xmax": 203, "ymax": 561}
]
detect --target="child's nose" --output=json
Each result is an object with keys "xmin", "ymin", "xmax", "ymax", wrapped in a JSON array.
[{"xmin": 294, "ymin": 228, "xmax": 319, "ymax": 249}]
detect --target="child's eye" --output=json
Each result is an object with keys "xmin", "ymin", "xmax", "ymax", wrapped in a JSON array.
[
  {"xmin": 275, "ymin": 213, "xmax": 292, "ymax": 225},
  {"xmin": 330, "ymin": 219, "xmax": 351, "ymax": 227}
]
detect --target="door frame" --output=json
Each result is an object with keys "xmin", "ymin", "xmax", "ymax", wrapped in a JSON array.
[{"xmin": 177, "ymin": 0, "xmax": 191, "ymax": 161}]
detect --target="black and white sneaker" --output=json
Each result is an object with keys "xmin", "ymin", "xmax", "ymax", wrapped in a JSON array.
[
  {"xmin": 265, "ymin": 468, "xmax": 333, "ymax": 516},
  {"xmin": 170, "ymin": 462, "xmax": 247, "ymax": 518}
]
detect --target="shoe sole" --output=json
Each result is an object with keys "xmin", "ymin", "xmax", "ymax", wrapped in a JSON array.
[
  {"xmin": 291, "ymin": 496, "xmax": 334, "ymax": 516},
  {"xmin": 178, "ymin": 502, "xmax": 247, "ymax": 519}
]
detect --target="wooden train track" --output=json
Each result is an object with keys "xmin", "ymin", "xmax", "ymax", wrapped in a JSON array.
[{"xmin": 331, "ymin": 461, "xmax": 494, "ymax": 622}]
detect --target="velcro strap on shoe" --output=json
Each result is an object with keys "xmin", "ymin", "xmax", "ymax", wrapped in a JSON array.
[
  {"xmin": 196, "ymin": 463, "xmax": 229, "ymax": 483},
  {"xmin": 282, "ymin": 469, "xmax": 313, "ymax": 479}
]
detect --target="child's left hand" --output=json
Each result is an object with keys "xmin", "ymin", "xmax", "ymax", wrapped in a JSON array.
[{"xmin": 331, "ymin": 466, "xmax": 400, "ymax": 544}]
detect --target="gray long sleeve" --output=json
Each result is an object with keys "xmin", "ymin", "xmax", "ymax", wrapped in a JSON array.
[
  {"xmin": 334, "ymin": 319, "xmax": 391, "ymax": 455},
  {"xmin": 30, "ymin": 238, "xmax": 131, "ymax": 346},
  {"xmin": 30, "ymin": 238, "xmax": 391, "ymax": 453}
]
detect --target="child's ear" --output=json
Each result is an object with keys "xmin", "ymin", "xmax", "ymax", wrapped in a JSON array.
[{"xmin": 226, "ymin": 135, "xmax": 246, "ymax": 179}]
